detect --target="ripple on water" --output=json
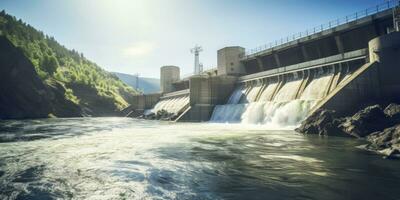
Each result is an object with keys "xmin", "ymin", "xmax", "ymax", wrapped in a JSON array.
[{"xmin": 0, "ymin": 118, "xmax": 400, "ymax": 200}]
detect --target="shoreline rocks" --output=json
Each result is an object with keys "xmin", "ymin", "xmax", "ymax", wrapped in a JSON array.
[
  {"xmin": 296, "ymin": 103, "xmax": 400, "ymax": 159},
  {"xmin": 365, "ymin": 125, "xmax": 400, "ymax": 159},
  {"xmin": 294, "ymin": 109, "xmax": 347, "ymax": 137},
  {"xmin": 339, "ymin": 105, "xmax": 390, "ymax": 138}
]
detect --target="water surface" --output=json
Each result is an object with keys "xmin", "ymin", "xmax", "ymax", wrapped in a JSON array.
[{"xmin": 0, "ymin": 118, "xmax": 399, "ymax": 200}]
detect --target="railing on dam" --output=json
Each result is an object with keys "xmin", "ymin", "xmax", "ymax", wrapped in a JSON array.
[{"xmin": 243, "ymin": 0, "xmax": 399, "ymax": 58}]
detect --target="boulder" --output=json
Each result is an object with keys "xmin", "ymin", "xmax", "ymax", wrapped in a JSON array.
[
  {"xmin": 295, "ymin": 109, "xmax": 347, "ymax": 136},
  {"xmin": 156, "ymin": 109, "xmax": 176, "ymax": 120},
  {"xmin": 366, "ymin": 124, "xmax": 400, "ymax": 159},
  {"xmin": 384, "ymin": 103, "xmax": 400, "ymax": 124},
  {"xmin": 339, "ymin": 105, "xmax": 389, "ymax": 138}
]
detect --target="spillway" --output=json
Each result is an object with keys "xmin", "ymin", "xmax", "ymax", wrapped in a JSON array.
[
  {"xmin": 145, "ymin": 94, "xmax": 189, "ymax": 116},
  {"xmin": 210, "ymin": 68, "xmax": 344, "ymax": 128}
]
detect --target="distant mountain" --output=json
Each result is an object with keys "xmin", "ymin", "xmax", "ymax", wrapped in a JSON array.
[{"xmin": 113, "ymin": 72, "xmax": 160, "ymax": 94}]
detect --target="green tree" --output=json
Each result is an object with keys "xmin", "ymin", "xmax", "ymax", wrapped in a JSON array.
[{"xmin": 41, "ymin": 55, "xmax": 59, "ymax": 75}]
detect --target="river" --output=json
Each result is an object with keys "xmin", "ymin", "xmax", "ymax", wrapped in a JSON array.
[{"xmin": 0, "ymin": 118, "xmax": 399, "ymax": 200}]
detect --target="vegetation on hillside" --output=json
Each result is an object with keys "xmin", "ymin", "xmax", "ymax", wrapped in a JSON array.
[{"xmin": 0, "ymin": 10, "xmax": 137, "ymax": 111}]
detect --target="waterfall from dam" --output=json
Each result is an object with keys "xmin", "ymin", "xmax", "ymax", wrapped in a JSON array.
[
  {"xmin": 146, "ymin": 95, "xmax": 190, "ymax": 115},
  {"xmin": 210, "ymin": 71, "xmax": 336, "ymax": 127}
]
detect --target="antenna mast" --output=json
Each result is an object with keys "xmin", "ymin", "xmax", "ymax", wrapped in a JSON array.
[
  {"xmin": 134, "ymin": 73, "xmax": 141, "ymax": 93},
  {"xmin": 190, "ymin": 45, "xmax": 203, "ymax": 75}
]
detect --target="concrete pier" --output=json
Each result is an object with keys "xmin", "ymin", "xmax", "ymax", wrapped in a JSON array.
[{"xmin": 311, "ymin": 32, "xmax": 400, "ymax": 115}]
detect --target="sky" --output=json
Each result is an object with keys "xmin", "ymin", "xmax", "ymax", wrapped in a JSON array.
[{"xmin": 0, "ymin": 0, "xmax": 386, "ymax": 78}]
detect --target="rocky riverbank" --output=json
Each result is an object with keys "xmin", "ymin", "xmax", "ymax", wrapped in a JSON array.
[{"xmin": 296, "ymin": 104, "xmax": 400, "ymax": 159}]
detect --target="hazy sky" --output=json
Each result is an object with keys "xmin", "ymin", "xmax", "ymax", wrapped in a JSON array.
[{"xmin": 0, "ymin": 0, "xmax": 385, "ymax": 78}]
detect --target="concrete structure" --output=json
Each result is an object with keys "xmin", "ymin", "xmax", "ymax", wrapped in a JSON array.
[
  {"xmin": 129, "ymin": 3, "xmax": 400, "ymax": 122},
  {"xmin": 241, "ymin": 9, "xmax": 393, "ymax": 74},
  {"xmin": 217, "ymin": 46, "xmax": 246, "ymax": 76},
  {"xmin": 124, "ymin": 93, "xmax": 161, "ymax": 117},
  {"xmin": 160, "ymin": 65, "xmax": 180, "ymax": 93},
  {"xmin": 177, "ymin": 75, "xmax": 237, "ymax": 121},
  {"xmin": 311, "ymin": 32, "xmax": 400, "ymax": 115},
  {"xmin": 191, "ymin": 45, "xmax": 203, "ymax": 75}
]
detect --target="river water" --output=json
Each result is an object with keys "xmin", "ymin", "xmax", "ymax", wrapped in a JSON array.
[{"xmin": 0, "ymin": 118, "xmax": 399, "ymax": 200}]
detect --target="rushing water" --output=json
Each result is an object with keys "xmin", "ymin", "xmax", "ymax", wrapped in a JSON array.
[
  {"xmin": 146, "ymin": 95, "xmax": 190, "ymax": 116},
  {"xmin": 0, "ymin": 118, "xmax": 400, "ymax": 200}
]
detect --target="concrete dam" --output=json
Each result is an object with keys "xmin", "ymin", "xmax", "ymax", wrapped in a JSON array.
[{"xmin": 129, "ymin": 1, "xmax": 400, "ymax": 127}]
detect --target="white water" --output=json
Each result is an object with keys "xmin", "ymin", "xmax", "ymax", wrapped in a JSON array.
[
  {"xmin": 239, "ymin": 100, "xmax": 315, "ymax": 128},
  {"xmin": 258, "ymin": 82, "xmax": 278, "ymax": 101},
  {"xmin": 239, "ymin": 85, "xmax": 263, "ymax": 103},
  {"xmin": 147, "ymin": 95, "xmax": 189, "ymax": 115},
  {"xmin": 227, "ymin": 86, "xmax": 246, "ymax": 104},
  {"xmin": 211, "ymin": 72, "xmax": 336, "ymax": 128},
  {"xmin": 300, "ymin": 74, "xmax": 333, "ymax": 100},
  {"xmin": 2, "ymin": 118, "xmax": 400, "ymax": 199},
  {"xmin": 272, "ymin": 78, "xmax": 303, "ymax": 102}
]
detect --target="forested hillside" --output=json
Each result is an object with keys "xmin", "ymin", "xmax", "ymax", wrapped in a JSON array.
[{"xmin": 0, "ymin": 10, "xmax": 138, "ymax": 117}]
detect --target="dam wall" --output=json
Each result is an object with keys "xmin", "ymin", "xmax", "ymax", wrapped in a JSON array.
[
  {"xmin": 134, "ymin": 2, "xmax": 400, "ymax": 125},
  {"xmin": 210, "ymin": 53, "xmax": 365, "ymax": 126},
  {"xmin": 146, "ymin": 89, "xmax": 190, "ymax": 117},
  {"xmin": 312, "ymin": 32, "xmax": 400, "ymax": 115},
  {"xmin": 124, "ymin": 93, "xmax": 161, "ymax": 117},
  {"xmin": 177, "ymin": 75, "xmax": 237, "ymax": 122},
  {"xmin": 210, "ymin": 31, "xmax": 400, "ymax": 125},
  {"xmin": 208, "ymin": 4, "xmax": 399, "ymax": 125},
  {"xmin": 139, "ymin": 75, "xmax": 236, "ymax": 121},
  {"xmin": 242, "ymin": 8, "xmax": 393, "ymax": 74}
]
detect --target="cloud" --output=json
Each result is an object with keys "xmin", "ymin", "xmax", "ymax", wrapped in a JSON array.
[{"xmin": 123, "ymin": 41, "xmax": 156, "ymax": 57}]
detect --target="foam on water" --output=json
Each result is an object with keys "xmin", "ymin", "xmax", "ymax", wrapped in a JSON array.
[
  {"xmin": 1, "ymin": 118, "xmax": 400, "ymax": 199},
  {"xmin": 210, "ymin": 72, "xmax": 335, "ymax": 128},
  {"xmin": 227, "ymin": 86, "xmax": 246, "ymax": 104}
]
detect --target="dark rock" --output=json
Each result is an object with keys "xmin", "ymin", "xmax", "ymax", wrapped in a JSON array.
[
  {"xmin": 0, "ymin": 36, "xmax": 82, "ymax": 119},
  {"xmin": 45, "ymin": 80, "xmax": 82, "ymax": 117},
  {"xmin": 384, "ymin": 103, "xmax": 400, "ymax": 124},
  {"xmin": 295, "ymin": 109, "xmax": 347, "ymax": 136},
  {"xmin": 0, "ymin": 36, "xmax": 52, "ymax": 119},
  {"xmin": 68, "ymin": 82, "xmax": 121, "ymax": 117},
  {"xmin": 156, "ymin": 109, "xmax": 176, "ymax": 121},
  {"xmin": 365, "ymin": 124, "xmax": 400, "ymax": 159},
  {"xmin": 339, "ymin": 105, "xmax": 389, "ymax": 138}
]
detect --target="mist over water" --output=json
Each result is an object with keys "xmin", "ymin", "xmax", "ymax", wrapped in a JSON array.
[{"xmin": 1, "ymin": 118, "xmax": 400, "ymax": 200}]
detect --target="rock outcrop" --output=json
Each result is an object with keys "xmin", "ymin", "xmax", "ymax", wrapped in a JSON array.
[
  {"xmin": 384, "ymin": 103, "xmax": 400, "ymax": 124},
  {"xmin": 0, "ymin": 36, "xmax": 81, "ymax": 119},
  {"xmin": 366, "ymin": 125, "xmax": 400, "ymax": 159},
  {"xmin": 339, "ymin": 105, "xmax": 389, "ymax": 138},
  {"xmin": 296, "ymin": 104, "xmax": 398, "ymax": 137},
  {"xmin": 295, "ymin": 109, "xmax": 346, "ymax": 136},
  {"xmin": 296, "ymin": 103, "xmax": 400, "ymax": 159},
  {"xmin": 0, "ymin": 34, "xmax": 137, "ymax": 119}
]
